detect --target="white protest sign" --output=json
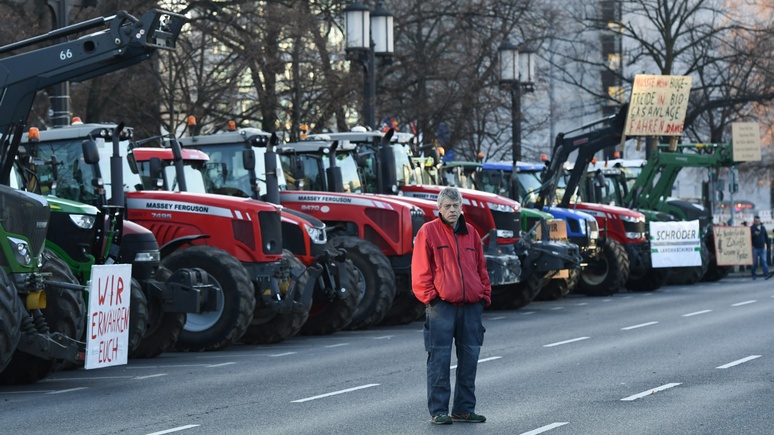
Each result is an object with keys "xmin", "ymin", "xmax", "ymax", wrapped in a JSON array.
[
  {"xmin": 85, "ymin": 264, "xmax": 132, "ymax": 370},
  {"xmin": 731, "ymin": 122, "xmax": 761, "ymax": 162},
  {"xmin": 713, "ymin": 226, "xmax": 753, "ymax": 266},
  {"xmin": 649, "ymin": 220, "xmax": 701, "ymax": 268},
  {"xmin": 625, "ymin": 75, "xmax": 692, "ymax": 136}
]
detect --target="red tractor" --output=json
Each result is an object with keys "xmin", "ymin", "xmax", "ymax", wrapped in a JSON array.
[{"xmin": 129, "ymin": 132, "xmax": 358, "ymax": 336}]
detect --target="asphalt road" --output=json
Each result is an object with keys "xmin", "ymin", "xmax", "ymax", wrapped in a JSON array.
[{"xmin": 2, "ymin": 275, "xmax": 772, "ymax": 435}]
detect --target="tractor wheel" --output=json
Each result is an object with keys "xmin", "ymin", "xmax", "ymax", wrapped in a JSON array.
[
  {"xmin": 577, "ymin": 238, "xmax": 629, "ymax": 296},
  {"xmin": 127, "ymin": 278, "xmax": 149, "ymax": 354},
  {"xmin": 666, "ymin": 243, "xmax": 709, "ymax": 285},
  {"xmin": 241, "ymin": 251, "xmax": 310, "ymax": 344},
  {"xmin": 379, "ymin": 290, "xmax": 425, "ymax": 325},
  {"xmin": 331, "ymin": 236, "xmax": 396, "ymax": 330},
  {"xmin": 490, "ymin": 272, "xmax": 542, "ymax": 310},
  {"xmin": 301, "ymin": 257, "xmax": 359, "ymax": 335},
  {"xmin": 535, "ymin": 274, "xmax": 572, "ymax": 301},
  {"xmin": 702, "ymin": 231, "xmax": 731, "ymax": 282},
  {"xmin": 163, "ymin": 246, "xmax": 254, "ymax": 352},
  {"xmin": 0, "ymin": 250, "xmax": 84, "ymax": 385},
  {"xmin": 0, "ymin": 269, "xmax": 21, "ymax": 374},
  {"xmin": 129, "ymin": 267, "xmax": 185, "ymax": 358}
]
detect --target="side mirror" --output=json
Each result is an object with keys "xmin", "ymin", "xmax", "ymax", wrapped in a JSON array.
[
  {"xmin": 127, "ymin": 153, "xmax": 139, "ymax": 174},
  {"xmin": 243, "ymin": 148, "xmax": 256, "ymax": 171},
  {"xmin": 149, "ymin": 157, "xmax": 164, "ymax": 180},
  {"xmin": 82, "ymin": 140, "xmax": 100, "ymax": 164}
]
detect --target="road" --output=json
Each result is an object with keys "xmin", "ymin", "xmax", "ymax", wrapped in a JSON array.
[{"xmin": 2, "ymin": 275, "xmax": 772, "ymax": 435}]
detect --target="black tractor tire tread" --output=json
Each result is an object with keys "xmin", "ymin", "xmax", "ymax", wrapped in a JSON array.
[
  {"xmin": 130, "ymin": 267, "xmax": 185, "ymax": 358},
  {"xmin": 491, "ymin": 272, "xmax": 542, "ymax": 310},
  {"xmin": 240, "ymin": 250, "xmax": 309, "ymax": 344},
  {"xmin": 0, "ymin": 270, "xmax": 21, "ymax": 374},
  {"xmin": 331, "ymin": 236, "xmax": 396, "ymax": 330},
  {"xmin": 379, "ymin": 291, "xmax": 425, "ymax": 325},
  {"xmin": 578, "ymin": 238, "xmax": 629, "ymax": 296},
  {"xmin": 163, "ymin": 246, "xmax": 254, "ymax": 352},
  {"xmin": 127, "ymin": 278, "xmax": 149, "ymax": 354},
  {"xmin": 301, "ymin": 257, "xmax": 359, "ymax": 335},
  {"xmin": 666, "ymin": 243, "xmax": 709, "ymax": 286}
]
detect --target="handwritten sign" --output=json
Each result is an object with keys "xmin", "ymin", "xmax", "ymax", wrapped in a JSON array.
[
  {"xmin": 731, "ymin": 122, "xmax": 761, "ymax": 162},
  {"xmin": 650, "ymin": 220, "xmax": 701, "ymax": 268},
  {"xmin": 713, "ymin": 226, "xmax": 753, "ymax": 266},
  {"xmin": 536, "ymin": 219, "xmax": 570, "ymax": 278},
  {"xmin": 85, "ymin": 264, "xmax": 132, "ymax": 370},
  {"xmin": 625, "ymin": 75, "xmax": 692, "ymax": 136}
]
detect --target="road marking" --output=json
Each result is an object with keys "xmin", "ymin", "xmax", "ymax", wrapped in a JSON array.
[
  {"xmin": 717, "ymin": 355, "xmax": 761, "ymax": 369},
  {"xmin": 543, "ymin": 337, "xmax": 590, "ymax": 347},
  {"xmin": 44, "ymin": 375, "xmax": 134, "ymax": 381},
  {"xmin": 574, "ymin": 302, "xmax": 588, "ymax": 306},
  {"xmin": 621, "ymin": 321, "xmax": 659, "ymax": 330},
  {"xmin": 602, "ymin": 299, "xmax": 613, "ymax": 302},
  {"xmin": 0, "ymin": 390, "xmax": 56, "ymax": 395},
  {"xmin": 520, "ymin": 422, "xmax": 569, "ymax": 434},
  {"xmin": 521, "ymin": 311, "xmax": 536, "ymax": 315},
  {"xmin": 373, "ymin": 335, "xmax": 394, "ymax": 340},
  {"xmin": 291, "ymin": 383, "xmax": 379, "ymax": 403},
  {"xmin": 126, "ymin": 364, "xmax": 208, "ymax": 369},
  {"xmin": 145, "ymin": 424, "xmax": 200, "ymax": 435},
  {"xmin": 621, "ymin": 383, "xmax": 681, "ymax": 401},
  {"xmin": 732, "ymin": 300, "xmax": 756, "ymax": 306},
  {"xmin": 134, "ymin": 374, "xmax": 167, "ymax": 380},
  {"xmin": 489, "ymin": 316, "xmax": 507, "ymax": 320},
  {"xmin": 269, "ymin": 352, "xmax": 297, "ymax": 357},
  {"xmin": 325, "ymin": 343, "xmax": 349, "ymax": 348},
  {"xmin": 683, "ymin": 310, "xmax": 712, "ymax": 317},
  {"xmin": 206, "ymin": 362, "xmax": 236, "ymax": 368},
  {"xmin": 549, "ymin": 307, "xmax": 564, "ymax": 311},
  {"xmin": 451, "ymin": 356, "xmax": 502, "ymax": 369},
  {"xmin": 46, "ymin": 387, "xmax": 88, "ymax": 395}
]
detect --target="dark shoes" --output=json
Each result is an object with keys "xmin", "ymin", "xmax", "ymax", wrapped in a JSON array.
[
  {"xmin": 431, "ymin": 414, "xmax": 453, "ymax": 425},
  {"xmin": 766, "ymin": 272, "xmax": 773, "ymax": 281},
  {"xmin": 452, "ymin": 412, "xmax": 487, "ymax": 423}
]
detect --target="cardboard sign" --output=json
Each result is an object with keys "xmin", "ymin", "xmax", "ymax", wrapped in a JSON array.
[
  {"xmin": 536, "ymin": 219, "xmax": 570, "ymax": 278},
  {"xmin": 650, "ymin": 220, "xmax": 702, "ymax": 268},
  {"xmin": 85, "ymin": 264, "xmax": 132, "ymax": 370},
  {"xmin": 713, "ymin": 226, "xmax": 753, "ymax": 266},
  {"xmin": 731, "ymin": 122, "xmax": 761, "ymax": 162},
  {"xmin": 625, "ymin": 75, "xmax": 692, "ymax": 136}
]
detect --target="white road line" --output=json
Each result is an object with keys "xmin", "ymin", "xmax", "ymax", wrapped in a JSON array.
[
  {"xmin": 683, "ymin": 310, "xmax": 712, "ymax": 317},
  {"xmin": 621, "ymin": 383, "xmax": 681, "ymax": 401},
  {"xmin": 134, "ymin": 374, "xmax": 167, "ymax": 380},
  {"xmin": 126, "ymin": 364, "xmax": 208, "ymax": 369},
  {"xmin": 488, "ymin": 316, "xmax": 507, "ymax": 320},
  {"xmin": 519, "ymin": 422, "xmax": 569, "ymax": 434},
  {"xmin": 543, "ymin": 337, "xmax": 590, "ymax": 347},
  {"xmin": 373, "ymin": 335, "xmax": 394, "ymax": 340},
  {"xmin": 0, "ymin": 390, "xmax": 56, "ymax": 395},
  {"xmin": 325, "ymin": 343, "xmax": 349, "ymax": 348},
  {"xmin": 450, "ymin": 356, "xmax": 502, "ymax": 369},
  {"xmin": 291, "ymin": 383, "xmax": 379, "ymax": 403},
  {"xmin": 521, "ymin": 311, "xmax": 536, "ymax": 315},
  {"xmin": 46, "ymin": 387, "xmax": 88, "ymax": 395},
  {"xmin": 602, "ymin": 299, "xmax": 613, "ymax": 302},
  {"xmin": 621, "ymin": 321, "xmax": 659, "ymax": 330},
  {"xmin": 732, "ymin": 300, "xmax": 756, "ymax": 306},
  {"xmin": 44, "ymin": 375, "xmax": 133, "ymax": 381},
  {"xmin": 716, "ymin": 355, "xmax": 761, "ymax": 369},
  {"xmin": 549, "ymin": 307, "xmax": 564, "ymax": 311},
  {"xmin": 574, "ymin": 302, "xmax": 588, "ymax": 306},
  {"xmin": 269, "ymin": 352, "xmax": 297, "ymax": 357},
  {"xmin": 206, "ymin": 362, "xmax": 236, "ymax": 368},
  {"xmin": 145, "ymin": 424, "xmax": 200, "ymax": 435}
]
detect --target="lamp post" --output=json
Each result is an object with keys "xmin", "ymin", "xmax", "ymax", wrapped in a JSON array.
[
  {"xmin": 499, "ymin": 40, "xmax": 536, "ymax": 164},
  {"xmin": 344, "ymin": 1, "xmax": 393, "ymax": 130}
]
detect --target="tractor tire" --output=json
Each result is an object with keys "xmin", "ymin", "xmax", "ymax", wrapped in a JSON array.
[
  {"xmin": 0, "ymin": 269, "xmax": 21, "ymax": 374},
  {"xmin": 626, "ymin": 247, "xmax": 669, "ymax": 292},
  {"xmin": 301, "ymin": 258, "xmax": 359, "ymax": 335},
  {"xmin": 379, "ymin": 291, "xmax": 425, "ymax": 325},
  {"xmin": 535, "ymin": 273, "xmax": 572, "ymax": 301},
  {"xmin": 577, "ymin": 238, "xmax": 629, "ymax": 296},
  {"xmin": 702, "ymin": 231, "xmax": 731, "ymax": 282},
  {"xmin": 163, "ymin": 246, "xmax": 254, "ymax": 352},
  {"xmin": 130, "ymin": 268, "xmax": 185, "ymax": 358},
  {"xmin": 490, "ymin": 272, "xmax": 542, "ymax": 310},
  {"xmin": 241, "ymin": 251, "xmax": 310, "ymax": 344},
  {"xmin": 331, "ymin": 236, "xmax": 396, "ymax": 330},
  {"xmin": 666, "ymin": 243, "xmax": 709, "ymax": 286},
  {"xmin": 128, "ymin": 278, "xmax": 149, "ymax": 354},
  {"xmin": 0, "ymin": 250, "xmax": 84, "ymax": 385}
]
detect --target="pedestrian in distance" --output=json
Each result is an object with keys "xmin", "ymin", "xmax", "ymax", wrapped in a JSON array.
[
  {"xmin": 411, "ymin": 186, "xmax": 491, "ymax": 425},
  {"xmin": 749, "ymin": 215, "xmax": 771, "ymax": 280}
]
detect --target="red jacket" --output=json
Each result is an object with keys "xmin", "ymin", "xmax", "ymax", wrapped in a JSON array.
[{"xmin": 412, "ymin": 214, "xmax": 492, "ymax": 306}]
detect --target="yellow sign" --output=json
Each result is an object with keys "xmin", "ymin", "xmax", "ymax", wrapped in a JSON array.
[
  {"xmin": 731, "ymin": 122, "xmax": 761, "ymax": 162},
  {"xmin": 713, "ymin": 226, "xmax": 753, "ymax": 266},
  {"xmin": 625, "ymin": 74, "xmax": 692, "ymax": 136}
]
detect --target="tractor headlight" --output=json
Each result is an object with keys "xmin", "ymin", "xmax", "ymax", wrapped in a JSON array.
[
  {"xmin": 487, "ymin": 202, "xmax": 516, "ymax": 213},
  {"xmin": 69, "ymin": 214, "xmax": 96, "ymax": 229},
  {"xmin": 304, "ymin": 224, "xmax": 327, "ymax": 244},
  {"xmin": 621, "ymin": 214, "xmax": 645, "ymax": 223},
  {"xmin": 8, "ymin": 237, "xmax": 32, "ymax": 266},
  {"xmin": 134, "ymin": 250, "xmax": 161, "ymax": 263}
]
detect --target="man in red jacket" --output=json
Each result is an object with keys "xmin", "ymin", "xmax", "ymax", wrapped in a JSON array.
[{"xmin": 412, "ymin": 186, "xmax": 491, "ymax": 425}]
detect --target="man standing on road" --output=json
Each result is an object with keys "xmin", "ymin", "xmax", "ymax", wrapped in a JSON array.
[
  {"xmin": 750, "ymin": 215, "xmax": 771, "ymax": 280},
  {"xmin": 412, "ymin": 186, "xmax": 491, "ymax": 425}
]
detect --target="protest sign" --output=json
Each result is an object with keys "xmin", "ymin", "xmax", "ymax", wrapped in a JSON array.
[
  {"xmin": 625, "ymin": 75, "xmax": 692, "ymax": 136},
  {"xmin": 85, "ymin": 264, "xmax": 132, "ymax": 370},
  {"xmin": 650, "ymin": 220, "xmax": 701, "ymax": 268},
  {"xmin": 731, "ymin": 122, "xmax": 761, "ymax": 162},
  {"xmin": 713, "ymin": 226, "xmax": 753, "ymax": 266}
]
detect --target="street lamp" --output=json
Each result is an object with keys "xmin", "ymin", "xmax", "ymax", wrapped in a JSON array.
[
  {"xmin": 344, "ymin": 1, "xmax": 394, "ymax": 130},
  {"xmin": 499, "ymin": 40, "xmax": 536, "ymax": 164}
]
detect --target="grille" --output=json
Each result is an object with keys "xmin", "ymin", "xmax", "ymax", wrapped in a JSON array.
[
  {"xmin": 622, "ymin": 220, "xmax": 646, "ymax": 234},
  {"xmin": 492, "ymin": 210, "xmax": 520, "ymax": 235}
]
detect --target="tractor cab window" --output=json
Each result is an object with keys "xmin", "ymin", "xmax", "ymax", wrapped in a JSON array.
[
  {"xmin": 516, "ymin": 172, "xmax": 542, "ymax": 206},
  {"xmin": 392, "ymin": 144, "xmax": 419, "ymax": 186},
  {"xmin": 25, "ymin": 139, "xmax": 101, "ymax": 206},
  {"xmin": 322, "ymin": 152, "xmax": 362, "ymax": 193}
]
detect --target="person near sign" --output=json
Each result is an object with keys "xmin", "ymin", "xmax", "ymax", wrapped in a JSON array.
[
  {"xmin": 750, "ymin": 215, "xmax": 771, "ymax": 280},
  {"xmin": 412, "ymin": 186, "xmax": 491, "ymax": 425}
]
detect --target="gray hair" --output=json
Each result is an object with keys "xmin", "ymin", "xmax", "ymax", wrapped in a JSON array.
[{"xmin": 437, "ymin": 186, "xmax": 463, "ymax": 208}]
